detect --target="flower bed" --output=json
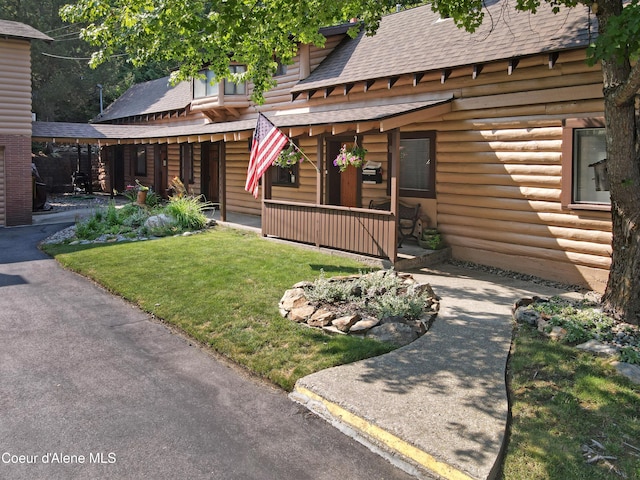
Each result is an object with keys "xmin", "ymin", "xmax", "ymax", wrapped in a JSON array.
[{"xmin": 279, "ymin": 269, "xmax": 439, "ymax": 346}]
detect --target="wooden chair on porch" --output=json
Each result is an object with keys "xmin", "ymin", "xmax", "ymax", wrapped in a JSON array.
[{"xmin": 368, "ymin": 199, "xmax": 421, "ymax": 247}]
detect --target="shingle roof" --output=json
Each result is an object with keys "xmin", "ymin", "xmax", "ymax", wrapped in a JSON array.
[
  {"xmin": 0, "ymin": 19, "xmax": 52, "ymax": 42},
  {"xmin": 93, "ymin": 76, "xmax": 193, "ymax": 123},
  {"xmin": 293, "ymin": 2, "xmax": 593, "ymax": 92},
  {"xmin": 33, "ymin": 98, "xmax": 451, "ymax": 142}
]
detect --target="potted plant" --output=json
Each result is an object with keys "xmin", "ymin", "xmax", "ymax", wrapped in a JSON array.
[
  {"xmin": 135, "ymin": 179, "xmax": 149, "ymax": 205},
  {"xmin": 333, "ymin": 143, "xmax": 367, "ymax": 172},
  {"xmin": 273, "ymin": 143, "xmax": 303, "ymax": 169},
  {"xmin": 418, "ymin": 228, "xmax": 444, "ymax": 250}
]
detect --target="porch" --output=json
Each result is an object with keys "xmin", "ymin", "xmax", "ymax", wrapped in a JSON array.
[{"xmin": 211, "ymin": 207, "xmax": 450, "ymax": 271}]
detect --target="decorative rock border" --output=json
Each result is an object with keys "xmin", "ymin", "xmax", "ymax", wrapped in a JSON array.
[{"xmin": 279, "ymin": 271, "xmax": 440, "ymax": 347}]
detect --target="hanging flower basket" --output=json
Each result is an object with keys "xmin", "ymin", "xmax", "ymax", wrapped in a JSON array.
[
  {"xmin": 333, "ymin": 144, "xmax": 366, "ymax": 172},
  {"xmin": 273, "ymin": 143, "xmax": 303, "ymax": 169}
]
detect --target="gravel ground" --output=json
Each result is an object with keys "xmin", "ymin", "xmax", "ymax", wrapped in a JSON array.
[
  {"xmin": 42, "ymin": 192, "xmax": 122, "ymax": 212},
  {"xmin": 447, "ymin": 259, "xmax": 592, "ymax": 295}
]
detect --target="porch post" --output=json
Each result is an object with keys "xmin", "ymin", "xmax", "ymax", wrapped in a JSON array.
[
  {"xmin": 262, "ymin": 161, "xmax": 272, "ymax": 238},
  {"xmin": 219, "ymin": 141, "xmax": 227, "ymax": 221},
  {"xmin": 390, "ymin": 128, "xmax": 400, "ymax": 263},
  {"xmin": 315, "ymin": 135, "xmax": 324, "ymax": 247},
  {"xmin": 316, "ymin": 135, "xmax": 324, "ymax": 205}
]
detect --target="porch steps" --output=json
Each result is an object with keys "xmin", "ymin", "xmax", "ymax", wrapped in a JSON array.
[{"xmin": 394, "ymin": 245, "xmax": 452, "ymax": 271}]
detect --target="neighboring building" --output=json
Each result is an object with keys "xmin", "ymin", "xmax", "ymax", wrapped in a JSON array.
[
  {"xmin": 32, "ymin": 2, "xmax": 612, "ymax": 291},
  {"xmin": 0, "ymin": 19, "xmax": 52, "ymax": 226}
]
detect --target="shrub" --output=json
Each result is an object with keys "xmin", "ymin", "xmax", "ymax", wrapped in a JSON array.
[
  {"xmin": 304, "ymin": 269, "xmax": 431, "ymax": 320},
  {"xmin": 620, "ymin": 346, "xmax": 640, "ymax": 365},
  {"xmin": 105, "ymin": 202, "xmax": 119, "ymax": 226},
  {"xmin": 75, "ymin": 215, "xmax": 104, "ymax": 240},
  {"xmin": 144, "ymin": 189, "xmax": 162, "ymax": 207},
  {"xmin": 304, "ymin": 271, "xmax": 355, "ymax": 303},
  {"xmin": 164, "ymin": 195, "xmax": 211, "ymax": 231},
  {"xmin": 374, "ymin": 292, "xmax": 425, "ymax": 319}
]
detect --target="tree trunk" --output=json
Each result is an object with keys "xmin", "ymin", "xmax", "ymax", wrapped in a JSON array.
[{"xmin": 598, "ymin": 0, "xmax": 640, "ymax": 326}]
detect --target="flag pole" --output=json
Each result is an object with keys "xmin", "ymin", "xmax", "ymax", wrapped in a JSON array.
[{"xmin": 290, "ymin": 141, "xmax": 320, "ymax": 173}]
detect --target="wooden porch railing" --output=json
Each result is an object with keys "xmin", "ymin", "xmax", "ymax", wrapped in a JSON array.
[{"xmin": 262, "ymin": 200, "xmax": 397, "ymax": 260}]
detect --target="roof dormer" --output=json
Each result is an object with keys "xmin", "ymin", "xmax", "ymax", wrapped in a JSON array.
[{"xmin": 191, "ymin": 65, "xmax": 251, "ymax": 120}]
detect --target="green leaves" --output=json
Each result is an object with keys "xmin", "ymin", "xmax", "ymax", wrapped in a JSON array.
[
  {"xmin": 589, "ymin": 0, "xmax": 640, "ymax": 64},
  {"xmin": 59, "ymin": 0, "xmax": 427, "ymax": 102}
]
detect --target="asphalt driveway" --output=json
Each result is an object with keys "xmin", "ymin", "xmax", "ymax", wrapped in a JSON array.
[{"xmin": 0, "ymin": 223, "xmax": 414, "ymax": 480}]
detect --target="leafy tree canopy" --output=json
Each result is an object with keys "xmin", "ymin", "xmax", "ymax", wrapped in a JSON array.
[
  {"xmin": 60, "ymin": 0, "xmax": 423, "ymax": 103},
  {"xmin": 1, "ymin": 0, "xmax": 175, "ymax": 122}
]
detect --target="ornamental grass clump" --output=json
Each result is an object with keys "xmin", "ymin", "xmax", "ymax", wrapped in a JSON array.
[{"xmin": 164, "ymin": 195, "xmax": 212, "ymax": 231}]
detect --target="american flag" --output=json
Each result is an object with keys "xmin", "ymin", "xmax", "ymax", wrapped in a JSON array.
[{"xmin": 245, "ymin": 113, "xmax": 289, "ymax": 198}]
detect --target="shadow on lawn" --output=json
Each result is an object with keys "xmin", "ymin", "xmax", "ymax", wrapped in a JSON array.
[{"xmin": 308, "ymin": 264, "xmax": 373, "ymax": 274}]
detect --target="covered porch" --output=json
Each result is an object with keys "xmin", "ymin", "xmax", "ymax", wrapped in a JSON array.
[{"xmin": 260, "ymin": 97, "xmax": 452, "ymax": 263}]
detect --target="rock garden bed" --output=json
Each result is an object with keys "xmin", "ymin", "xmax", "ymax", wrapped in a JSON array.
[
  {"xmin": 513, "ymin": 295, "xmax": 640, "ymax": 383},
  {"xmin": 279, "ymin": 269, "xmax": 439, "ymax": 347}
]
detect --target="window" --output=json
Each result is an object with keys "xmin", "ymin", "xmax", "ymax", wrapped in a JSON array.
[
  {"xmin": 562, "ymin": 119, "xmax": 610, "ymax": 208},
  {"xmin": 224, "ymin": 65, "xmax": 247, "ymax": 95},
  {"xmin": 275, "ymin": 61, "xmax": 287, "ymax": 77},
  {"xmin": 135, "ymin": 146, "xmax": 147, "ymax": 176},
  {"xmin": 180, "ymin": 144, "xmax": 194, "ymax": 184},
  {"xmin": 272, "ymin": 163, "xmax": 299, "ymax": 187},
  {"xmin": 397, "ymin": 132, "xmax": 436, "ymax": 198},
  {"xmin": 194, "ymin": 70, "xmax": 218, "ymax": 98}
]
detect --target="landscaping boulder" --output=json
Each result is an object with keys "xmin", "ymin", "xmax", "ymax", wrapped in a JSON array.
[
  {"xmin": 279, "ymin": 288, "xmax": 309, "ymax": 311},
  {"xmin": 332, "ymin": 314, "xmax": 360, "ymax": 332},
  {"xmin": 367, "ymin": 323, "xmax": 418, "ymax": 347},
  {"xmin": 308, "ymin": 308, "xmax": 336, "ymax": 327},
  {"xmin": 349, "ymin": 317, "xmax": 380, "ymax": 333},
  {"xmin": 289, "ymin": 304, "xmax": 316, "ymax": 323},
  {"xmin": 513, "ymin": 306, "xmax": 541, "ymax": 326},
  {"xmin": 144, "ymin": 213, "xmax": 174, "ymax": 229}
]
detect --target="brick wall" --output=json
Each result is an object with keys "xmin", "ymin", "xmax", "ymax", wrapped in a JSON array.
[{"xmin": 1, "ymin": 134, "xmax": 32, "ymax": 226}]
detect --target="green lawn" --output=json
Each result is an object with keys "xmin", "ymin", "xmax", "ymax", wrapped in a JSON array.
[
  {"xmin": 502, "ymin": 325, "xmax": 640, "ymax": 479},
  {"xmin": 43, "ymin": 226, "xmax": 640, "ymax": 478},
  {"xmin": 43, "ymin": 227, "xmax": 394, "ymax": 390}
]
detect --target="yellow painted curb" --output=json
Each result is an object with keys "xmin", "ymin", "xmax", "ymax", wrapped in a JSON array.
[{"xmin": 295, "ymin": 385, "xmax": 474, "ymax": 480}]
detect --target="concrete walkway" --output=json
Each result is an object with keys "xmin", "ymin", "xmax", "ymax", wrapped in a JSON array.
[
  {"xmin": 291, "ymin": 264, "xmax": 580, "ymax": 480},
  {"xmin": 27, "ymin": 204, "xmax": 582, "ymax": 479}
]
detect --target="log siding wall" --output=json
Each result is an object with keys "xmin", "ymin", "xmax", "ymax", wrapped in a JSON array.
[{"xmin": 425, "ymin": 54, "xmax": 609, "ymax": 291}]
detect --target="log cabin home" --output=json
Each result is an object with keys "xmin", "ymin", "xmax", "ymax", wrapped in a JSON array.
[
  {"xmin": 0, "ymin": 20, "xmax": 52, "ymax": 226},
  {"xmin": 33, "ymin": 2, "xmax": 612, "ymax": 291}
]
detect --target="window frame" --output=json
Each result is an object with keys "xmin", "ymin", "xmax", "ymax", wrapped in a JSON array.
[
  {"xmin": 388, "ymin": 131, "xmax": 436, "ymax": 199},
  {"xmin": 271, "ymin": 139, "xmax": 300, "ymax": 187},
  {"xmin": 274, "ymin": 61, "xmax": 288, "ymax": 77},
  {"xmin": 193, "ymin": 70, "xmax": 219, "ymax": 99},
  {"xmin": 180, "ymin": 143, "xmax": 194, "ymax": 185},
  {"xmin": 224, "ymin": 65, "xmax": 247, "ymax": 95},
  {"xmin": 561, "ymin": 118, "xmax": 610, "ymax": 211},
  {"xmin": 134, "ymin": 145, "xmax": 147, "ymax": 176},
  {"xmin": 271, "ymin": 162, "xmax": 299, "ymax": 187}
]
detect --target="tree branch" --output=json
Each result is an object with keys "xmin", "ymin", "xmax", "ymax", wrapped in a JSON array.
[{"xmin": 614, "ymin": 61, "xmax": 640, "ymax": 106}]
